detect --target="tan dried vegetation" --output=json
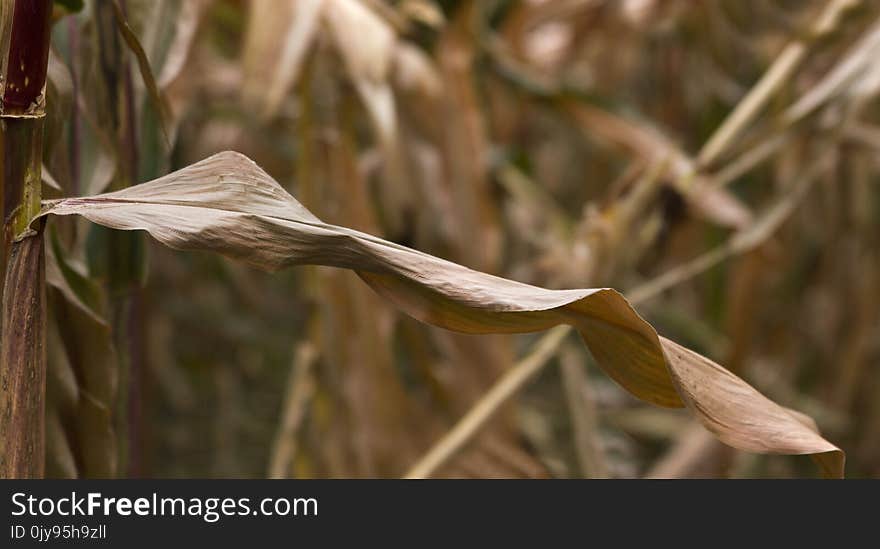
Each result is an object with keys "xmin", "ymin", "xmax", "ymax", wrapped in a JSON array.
[{"xmin": 2, "ymin": 0, "xmax": 879, "ymax": 478}]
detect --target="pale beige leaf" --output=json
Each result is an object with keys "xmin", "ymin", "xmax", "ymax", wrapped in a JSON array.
[
  {"xmin": 37, "ymin": 151, "xmax": 844, "ymax": 477},
  {"xmin": 325, "ymin": 0, "xmax": 399, "ymax": 145},
  {"xmin": 262, "ymin": 0, "xmax": 324, "ymax": 118},
  {"xmin": 393, "ymin": 43, "xmax": 443, "ymax": 99},
  {"xmin": 355, "ymin": 80, "xmax": 397, "ymax": 146},
  {"xmin": 399, "ymin": 0, "xmax": 445, "ymax": 28},
  {"xmin": 686, "ymin": 179, "xmax": 754, "ymax": 231},
  {"xmin": 241, "ymin": 0, "xmax": 318, "ymax": 116},
  {"xmin": 660, "ymin": 338, "xmax": 843, "ymax": 478},
  {"xmin": 324, "ymin": 0, "xmax": 395, "ymax": 84},
  {"xmin": 241, "ymin": 0, "xmax": 400, "ymax": 139},
  {"xmin": 157, "ymin": 0, "xmax": 212, "ymax": 90},
  {"xmin": 563, "ymin": 101, "xmax": 753, "ymax": 230}
]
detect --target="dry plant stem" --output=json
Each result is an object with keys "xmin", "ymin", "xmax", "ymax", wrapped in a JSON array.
[
  {"xmin": 644, "ymin": 423, "xmax": 723, "ymax": 479},
  {"xmin": 268, "ymin": 343, "xmax": 317, "ymax": 479},
  {"xmin": 0, "ymin": 233, "xmax": 45, "ymax": 478},
  {"xmin": 404, "ymin": 325, "xmax": 569, "ymax": 479},
  {"xmin": 560, "ymin": 345, "xmax": 608, "ymax": 478},
  {"xmin": 484, "ymin": 0, "xmax": 855, "ymax": 182},
  {"xmin": 630, "ymin": 153, "xmax": 828, "ymax": 304},
  {"xmin": 696, "ymin": 0, "xmax": 860, "ymax": 168},
  {"xmin": 402, "ymin": 153, "xmax": 830, "ymax": 479},
  {"xmin": 626, "ymin": 247, "xmax": 729, "ymax": 306},
  {"xmin": 844, "ymin": 123, "xmax": 880, "ymax": 150},
  {"xmin": 712, "ymin": 132, "xmax": 791, "ymax": 189},
  {"xmin": 0, "ymin": 0, "xmax": 52, "ymax": 478}
]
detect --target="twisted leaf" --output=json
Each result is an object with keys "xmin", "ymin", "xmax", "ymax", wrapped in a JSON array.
[{"xmin": 36, "ymin": 151, "xmax": 844, "ymax": 477}]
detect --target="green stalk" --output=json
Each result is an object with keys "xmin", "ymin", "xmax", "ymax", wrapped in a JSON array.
[
  {"xmin": 0, "ymin": 0, "xmax": 52, "ymax": 478},
  {"xmin": 90, "ymin": 0, "xmax": 146, "ymax": 476}
]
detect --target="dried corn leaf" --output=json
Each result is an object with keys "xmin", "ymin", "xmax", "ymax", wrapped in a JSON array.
[
  {"xmin": 245, "ymin": 0, "xmax": 323, "ymax": 118},
  {"xmin": 325, "ymin": 0, "xmax": 398, "ymax": 146},
  {"xmin": 563, "ymin": 100, "xmax": 753, "ymax": 230},
  {"xmin": 398, "ymin": 0, "xmax": 444, "ymax": 28},
  {"xmin": 36, "ymin": 151, "xmax": 844, "ymax": 477},
  {"xmin": 156, "ymin": 0, "xmax": 212, "ymax": 89},
  {"xmin": 325, "ymin": 0, "xmax": 395, "ymax": 84},
  {"xmin": 393, "ymin": 43, "xmax": 443, "ymax": 99},
  {"xmin": 243, "ymin": 0, "xmax": 399, "ymax": 144}
]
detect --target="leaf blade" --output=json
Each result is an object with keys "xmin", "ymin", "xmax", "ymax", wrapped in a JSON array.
[{"xmin": 38, "ymin": 151, "xmax": 844, "ymax": 476}]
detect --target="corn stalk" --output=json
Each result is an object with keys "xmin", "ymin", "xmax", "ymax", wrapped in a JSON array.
[{"xmin": 0, "ymin": 0, "xmax": 52, "ymax": 478}]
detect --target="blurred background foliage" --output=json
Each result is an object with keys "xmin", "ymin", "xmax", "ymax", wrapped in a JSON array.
[{"xmin": 42, "ymin": 0, "xmax": 880, "ymax": 478}]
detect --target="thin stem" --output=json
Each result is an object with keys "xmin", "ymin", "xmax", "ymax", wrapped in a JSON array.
[
  {"xmin": 92, "ymin": 0, "xmax": 145, "ymax": 477},
  {"xmin": 268, "ymin": 343, "xmax": 317, "ymax": 479},
  {"xmin": 696, "ymin": 0, "xmax": 860, "ymax": 168},
  {"xmin": 628, "ymin": 152, "xmax": 830, "ymax": 305},
  {"xmin": 711, "ymin": 132, "xmax": 791, "ymax": 189},
  {"xmin": 560, "ymin": 344, "xmax": 608, "ymax": 478},
  {"xmin": 67, "ymin": 17, "xmax": 80, "ymax": 195},
  {"xmin": 119, "ymin": 0, "xmax": 146, "ymax": 478},
  {"xmin": 404, "ymin": 325, "xmax": 570, "ymax": 479}
]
